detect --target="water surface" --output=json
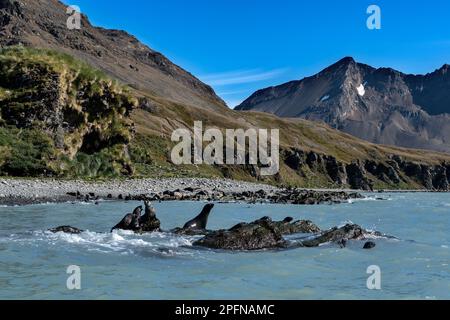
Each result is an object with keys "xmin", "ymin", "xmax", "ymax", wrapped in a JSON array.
[{"xmin": 0, "ymin": 193, "xmax": 449, "ymax": 299}]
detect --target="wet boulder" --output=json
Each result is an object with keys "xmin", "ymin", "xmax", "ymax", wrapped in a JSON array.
[
  {"xmin": 363, "ymin": 241, "xmax": 376, "ymax": 249},
  {"xmin": 258, "ymin": 216, "xmax": 320, "ymax": 235},
  {"xmin": 194, "ymin": 217, "xmax": 287, "ymax": 250},
  {"xmin": 299, "ymin": 224, "xmax": 366, "ymax": 247}
]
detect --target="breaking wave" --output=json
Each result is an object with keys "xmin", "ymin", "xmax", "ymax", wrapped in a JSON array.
[{"xmin": 0, "ymin": 229, "xmax": 201, "ymax": 258}]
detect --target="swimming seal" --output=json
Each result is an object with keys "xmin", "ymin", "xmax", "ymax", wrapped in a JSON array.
[
  {"xmin": 182, "ymin": 203, "xmax": 215, "ymax": 230},
  {"xmin": 111, "ymin": 206, "xmax": 142, "ymax": 232},
  {"xmin": 49, "ymin": 226, "xmax": 84, "ymax": 234}
]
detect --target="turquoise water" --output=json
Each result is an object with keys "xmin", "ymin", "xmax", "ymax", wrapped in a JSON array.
[{"xmin": 0, "ymin": 193, "xmax": 449, "ymax": 300}]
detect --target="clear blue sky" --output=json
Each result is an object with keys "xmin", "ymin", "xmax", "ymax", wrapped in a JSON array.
[{"xmin": 64, "ymin": 0, "xmax": 450, "ymax": 107}]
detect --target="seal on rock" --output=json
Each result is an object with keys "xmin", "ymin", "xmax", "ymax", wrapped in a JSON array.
[
  {"xmin": 111, "ymin": 206, "xmax": 142, "ymax": 232},
  {"xmin": 182, "ymin": 203, "xmax": 215, "ymax": 231},
  {"xmin": 138, "ymin": 201, "xmax": 161, "ymax": 232}
]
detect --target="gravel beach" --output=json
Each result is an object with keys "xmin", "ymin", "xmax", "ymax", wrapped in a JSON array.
[{"xmin": 0, "ymin": 178, "xmax": 278, "ymax": 206}]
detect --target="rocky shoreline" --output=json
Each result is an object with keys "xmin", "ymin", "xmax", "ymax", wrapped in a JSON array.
[{"xmin": 0, "ymin": 178, "xmax": 363, "ymax": 206}]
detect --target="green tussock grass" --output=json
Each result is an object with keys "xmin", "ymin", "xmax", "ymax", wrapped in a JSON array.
[{"xmin": 0, "ymin": 126, "xmax": 54, "ymax": 177}]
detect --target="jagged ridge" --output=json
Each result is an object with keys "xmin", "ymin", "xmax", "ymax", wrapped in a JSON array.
[{"xmin": 236, "ymin": 57, "xmax": 450, "ymax": 153}]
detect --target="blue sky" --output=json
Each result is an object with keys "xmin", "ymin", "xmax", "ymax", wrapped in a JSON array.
[{"xmin": 64, "ymin": 0, "xmax": 450, "ymax": 107}]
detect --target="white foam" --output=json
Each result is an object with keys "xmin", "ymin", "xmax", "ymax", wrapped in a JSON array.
[
  {"xmin": 2, "ymin": 229, "xmax": 197, "ymax": 257},
  {"xmin": 347, "ymin": 196, "xmax": 391, "ymax": 204}
]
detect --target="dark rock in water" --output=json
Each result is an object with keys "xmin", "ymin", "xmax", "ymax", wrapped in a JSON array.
[
  {"xmin": 194, "ymin": 217, "xmax": 287, "ymax": 250},
  {"xmin": 172, "ymin": 227, "xmax": 212, "ymax": 236},
  {"xmin": 49, "ymin": 226, "xmax": 83, "ymax": 234},
  {"xmin": 259, "ymin": 216, "xmax": 321, "ymax": 235},
  {"xmin": 192, "ymin": 216, "xmax": 323, "ymax": 250},
  {"xmin": 300, "ymin": 224, "xmax": 366, "ymax": 247},
  {"xmin": 137, "ymin": 201, "xmax": 161, "ymax": 232},
  {"xmin": 363, "ymin": 241, "xmax": 376, "ymax": 249}
]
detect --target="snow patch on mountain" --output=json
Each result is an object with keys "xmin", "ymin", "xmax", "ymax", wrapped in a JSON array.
[
  {"xmin": 357, "ymin": 84, "xmax": 365, "ymax": 96},
  {"xmin": 320, "ymin": 95, "xmax": 330, "ymax": 102}
]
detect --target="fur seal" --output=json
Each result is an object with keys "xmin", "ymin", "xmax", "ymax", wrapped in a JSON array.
[
  {"xmin": 182, "ymin": 203, "xmax": 215, "ymax": 230},
  {"xmin": 111, "ymin": 206, "xmax": 142, "ymax": 232},
  {"xmin": 49, "ymin": 226, "xmax": 84, "ymax": 234},
  {"xmin": 138, "ymin": 201, "xmax": 161, "ymax": 232}
]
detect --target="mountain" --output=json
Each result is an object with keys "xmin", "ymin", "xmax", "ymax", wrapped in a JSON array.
[
  {"xmin": 0, "ymin": 0, "xmax": 226, "ymax": 111},
  {"xmin": 1, "ymin": 0, "xmax": 450, "ymax": 191},
  {"xmin": 236, "ymin": 57, "xmax": 450, "ymax": 153}
]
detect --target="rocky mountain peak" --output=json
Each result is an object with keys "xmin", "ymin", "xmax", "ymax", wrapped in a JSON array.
[
  {"xmin": 335, "ymin": 56, "xmax": 356, "ymax": 66},
  {"xmin": 320, "ymin": 56, "xmax": 357, "ymax": 75},
  {"xmin": 236, "ymin": 58, "xmax": 450, "ymax": 154},
  {"xmin": 439, "ymin": 64, "xmax": 449, "ymax": 74}
]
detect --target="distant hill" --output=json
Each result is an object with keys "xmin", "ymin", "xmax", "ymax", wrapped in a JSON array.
[
  {"xmin": 0, "ymin": 0, "xmax": 226, "ymax": 111},
  {"xmin": 236, "ymin": 57, "xmax": 450, "ymax": 153}
]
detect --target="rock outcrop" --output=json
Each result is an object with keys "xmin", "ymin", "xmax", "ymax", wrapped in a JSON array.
[
  {"xmin": 282, "ymin": 148, "xmax": 450, "ymax": 191},
  {"xmin": 299, "ymin": 224, "xmax": 366, "ymax": 247},
  {"xmin": 194, "ymin": 217, "xmax": 288, "ymax": 250},
  {"xmin": 0, "ymin": 47, "xmax": 137, "ymax": 177},
  {"xmin": 194, "ymin": 218, "xmax": 383, "ymax": 251}
]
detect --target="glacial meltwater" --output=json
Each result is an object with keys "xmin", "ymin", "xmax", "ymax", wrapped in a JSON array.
[{"xmin": 0, "ymin": 193, "xmax": 449, "ymax": 299}]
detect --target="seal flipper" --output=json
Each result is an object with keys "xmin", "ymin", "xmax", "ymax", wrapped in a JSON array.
[{"xmin": 182, "ymin": 203, "xmax": 215, "ymax": 230}]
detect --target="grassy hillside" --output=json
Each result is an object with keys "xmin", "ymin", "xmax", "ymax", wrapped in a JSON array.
[
  {"xmin": 0, "ymin": 47, "xmax": 137, "ymax": 177},
  {"xmin": 1, "ymin": 47, "xmax": 450, "ymax": 190}
]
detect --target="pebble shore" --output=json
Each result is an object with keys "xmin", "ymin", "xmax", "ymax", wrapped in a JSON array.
[
  {"xmin": 0, "ymin": 178, "xmax": 366, "ymax": 206},
  {"xmin": 0, "ymin": 178, "xmax": 278, "ymax": 206}
]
